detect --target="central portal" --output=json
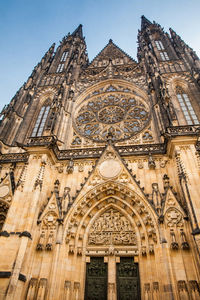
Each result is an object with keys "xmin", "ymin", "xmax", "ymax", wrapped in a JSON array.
[
  {"xmin": 117, "ymin": 257, "xmax": 140, "ymax": 300},
  {"xmin": 85, "ymin": 207, "xmax": 140, "ymax": 299}
]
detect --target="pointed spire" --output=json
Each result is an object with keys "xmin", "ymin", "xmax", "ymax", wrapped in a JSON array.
[
  {"xmin": 141, "ymin": 15, "xmax": 152, "ymax": 30},
  {"xmin": 72, "ymin": 24, "xmax": 83, "ymax": 39}
]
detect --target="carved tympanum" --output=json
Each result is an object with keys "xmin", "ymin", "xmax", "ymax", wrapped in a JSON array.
[{"xmin": 88, "ymin": 208, "xmax": 137, "ymax": 246}]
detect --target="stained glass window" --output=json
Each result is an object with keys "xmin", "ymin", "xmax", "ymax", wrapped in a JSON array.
[
  {"xmin": 176, "ymin": 87, "xmax": 198, "ymax": 125},
  {"xmin": 32, "ymin": 105, "xmax": 50, "ymax": 137},
  {"xmin": 155, "ymin": 40, "xmax": 169, "ymax": 61}
]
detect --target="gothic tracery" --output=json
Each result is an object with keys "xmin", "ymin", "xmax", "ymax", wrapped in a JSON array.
[{"xmin": 74, "ymin": 85, "xmax": 150, "ymax": 142}]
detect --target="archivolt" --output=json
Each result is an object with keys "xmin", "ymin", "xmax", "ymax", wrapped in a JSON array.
[
  {"xmin": 34, "ymin": 86, "xmax": 58, "ymax": 103},
  {"xmin": 165, "ymin": 74, "xmax": 194, "ymax": 95},
  {"xmin": 64, "ymin": 181, "xmax": 159, "ymax": 254}
]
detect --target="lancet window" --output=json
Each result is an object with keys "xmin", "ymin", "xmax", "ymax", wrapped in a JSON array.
[
  {"xmin": 56, "ymin": 63, "xmax": 64, "ymax": 73},
  {"xmin": 61, "ymin": 51, "xmax": 68, "ymax": 62},
  {"xmin": 176, "ymin": 87, "xmax": 198, "ymax": 125},
  {"xmin": 31, "ymin": 103, "xmax": 50, "ymax": 137},
  {"xmin": 155, "ymin": 40, "xmax": 169, "ymax": 61},
  {"xmin": 56, "ymin": 50, "xmax": 68, "ymax": 72}
]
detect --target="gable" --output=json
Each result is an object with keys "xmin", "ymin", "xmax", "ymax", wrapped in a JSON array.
[{"xmin": 89, "ymin": 40, "xmax": 136, "ymax": 68}]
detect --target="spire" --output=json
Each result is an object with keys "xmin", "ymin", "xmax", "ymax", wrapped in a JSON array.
[
  {"xmin": 72, "ymin": 24, "xmax": 83, "ymax": 39},
  {"xmin": 141, "ymin": 15, "xmax": 152, "ymax": 30}
]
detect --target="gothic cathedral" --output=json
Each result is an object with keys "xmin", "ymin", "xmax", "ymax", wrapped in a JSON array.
[{"xmin": 0, "ymin": 16, "xmax": 200, "ymax": 300}]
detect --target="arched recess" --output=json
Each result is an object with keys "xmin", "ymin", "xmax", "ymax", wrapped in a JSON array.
[
  {"xmin": 27, "ymin": 87, "xmax": 57, "ymax": 138},
  {"xmin": 64, "ymin": 181, "xmax": 159, "ymax": 256},
  {"xmin": 166, "ymin": 75, "xmax": 200, "ymax": 125}
]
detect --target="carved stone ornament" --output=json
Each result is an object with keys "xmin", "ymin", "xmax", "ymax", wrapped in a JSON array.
[
  {"xmin": 88, "ymin": 208, "xmax": 137, "ymax": 246},
  {"xmin": 98, "ymin": 159, "xmax": 122, "ymax": 178},
  {"xmin": 177, "ymin": 280, "xmax": 188, "ymax": 292},
  {"xmin": 165, "ymin": 208, "xmax": 183, "ymax": 227},
  {"xmin": 141, "ymin": 246, "xmax": 147, "ymax": 256},
  {"xmin": 74, "ymin": 87, "xmax": 150, "ymax": 142},
  {"xmin": 43, "ymin": 212, "xmax": 57, "ymax": 229},
  {"xmin": 170, "ymin": 230, "xmax": 179, "ymax": 250},
  {"xmin": 66, "ymin": 158, "xmax": 74, "ymax": 174},
  {"xmin": 0, "ymin": 185, "xmax": 9, "ymax": 198}
]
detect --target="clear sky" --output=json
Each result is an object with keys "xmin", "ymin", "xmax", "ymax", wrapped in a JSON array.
[{"xmin": 0, "ymin": 0, "xmax": 200, "ymax": 112}]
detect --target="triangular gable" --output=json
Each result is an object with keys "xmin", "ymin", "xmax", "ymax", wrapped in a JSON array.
[
  {"xmin": 89, "ymin": 40, "xmax": 136, "ymax": 68},
  {"xmin": 38, "ymin": 191, "xmax": 60, "ymax": 224},
  {"xmin": 71, "ymin": 143, "xmax": 148, "ymax": 204},
  {"xmin": 163, "ymin": 188, "xmax": 186, "ymax": 227},
  {"xmin": 0, "ymin": 172, "xmax": 15, "ymax": 203}
]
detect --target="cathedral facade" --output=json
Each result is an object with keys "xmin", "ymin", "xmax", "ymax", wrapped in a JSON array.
[{"xmin": 0, "ymin": 16, "xmax": 200, "ymax": 299}]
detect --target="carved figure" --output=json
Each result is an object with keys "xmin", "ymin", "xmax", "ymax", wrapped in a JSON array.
[
  {"xmin": 62, "ymin": 187, "xmax": 71, "ymax": 212},
  {"xmin": 148, "ymin": 153, "xmax": 156, "ymax": 169},
  {"xmin": 66, "ymin": 158, "xmax": 74, "ymax": 174},
  {"xmin": 88, "ymin": 208, "xmax": 137, "ymax": 246}
]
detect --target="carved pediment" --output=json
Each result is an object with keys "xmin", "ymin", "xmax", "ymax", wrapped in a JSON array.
[
  {"xmin": 89, "ymin": 40, "xmax": 135, "ymax": 68},
  {"xmin": 163, "ymin": 189, "xmax": 185, "ymax": 228},
  {"xmin": 88, "ymin": 208, "xmax": 137, "ymax": 246}
]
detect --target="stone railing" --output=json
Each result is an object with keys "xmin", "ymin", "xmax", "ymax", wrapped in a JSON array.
[{"xmin": 1, "ymin": 125, "xmax": 199, "ymax": 163}]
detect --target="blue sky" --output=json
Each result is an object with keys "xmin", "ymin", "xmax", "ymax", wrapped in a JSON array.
[{"xmin": 0, "ymin": 0, "xmax": 200, "ymax": 112}]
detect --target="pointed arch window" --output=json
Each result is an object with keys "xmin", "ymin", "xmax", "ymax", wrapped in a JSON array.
[
  {"xmin": 61, "ymin": 51, "xmax": 68, "ymax": 62},
  {"xmin": 32, "ymin": 104, "xmax": 50, "ymax": 137},
  {"xmin": 176, "ymin": 87, "xmax": 199, "ymax": 125},
  {"xmin": 56, "ymin": 63, "xmax": 64, "ymax": 73},
  {"xmin": 155, "ymin": 40, "xmax": 169, "ymax": 61},
  {"xmin": 155, "ymin": 40, "xmax": 164, "ymax": 51}
]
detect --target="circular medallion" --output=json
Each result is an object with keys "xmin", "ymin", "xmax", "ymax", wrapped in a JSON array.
[
  {"xmin": 99, "ymin": 159, "xmax": 122, "ymax": 178},
  {"xmin": 0, "ymin": 185, "xmax": 9, "ymax": 198}
]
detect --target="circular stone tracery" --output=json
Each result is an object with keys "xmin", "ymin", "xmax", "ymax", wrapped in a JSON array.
[
  {"xmin": 98, "ymin": 106, "xmax": 125, "ymax": 124},
  {"xmin": 74, "ymin": 87, "xmax": 150, "ymax": 142}
]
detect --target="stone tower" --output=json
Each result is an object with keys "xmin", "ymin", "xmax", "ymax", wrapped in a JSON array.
[{"xmin": 0, "ymin": 17, "xmax": 200, "ymax": 300}]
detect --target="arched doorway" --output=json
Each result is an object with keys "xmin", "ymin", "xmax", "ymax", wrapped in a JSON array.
[
  {"xmin": 84, "ymin": 205, "xmax": 141, "ymax": 300},
  {"xmin": 64, "ymin": 181, "xmax": 159, "ymax": 300}
]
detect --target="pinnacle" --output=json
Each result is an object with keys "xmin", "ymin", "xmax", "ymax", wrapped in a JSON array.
[
  {"xmin": 72, "ymin": 24, "xmax": 83, "ymax": 38},
  {"xmin": 141, "ymin": 15, "xmax": 152, "ymax": 30}
]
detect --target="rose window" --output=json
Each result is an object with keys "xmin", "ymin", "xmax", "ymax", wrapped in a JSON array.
[{"xmin": 74, "ymin": 89, "xmax": 150, "ymax": 142}]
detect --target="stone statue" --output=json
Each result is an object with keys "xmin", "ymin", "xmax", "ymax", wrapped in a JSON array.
[
  {"xmin": 62, "ymin": 187, "xmax": 71, "ymax": 212},
  {"xmin": 66, "ymin": 158, "xmax": 74, "ymax": 174}
]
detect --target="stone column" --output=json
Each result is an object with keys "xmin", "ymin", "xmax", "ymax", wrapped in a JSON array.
[{"xmin": 108, "ymin": 254, "xmax": 116, "ymax": 300}]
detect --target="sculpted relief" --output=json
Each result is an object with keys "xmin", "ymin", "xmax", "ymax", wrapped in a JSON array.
[
  {"xmin": 88, "ymin": 208, "xmax": 137, "ymax": 246},
  {"xmin": 165, "ymin": 208, "xmax": 183, "ymax": 228}
]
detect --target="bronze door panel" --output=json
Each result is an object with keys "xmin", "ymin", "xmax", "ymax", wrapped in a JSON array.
[
  {"xmin": 85, "ymin": 257, "xmax": 107, "ymax": 300},
  {"xmin": 117, "ymin": 257, "xmax": 140, "ymax": 300}
]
